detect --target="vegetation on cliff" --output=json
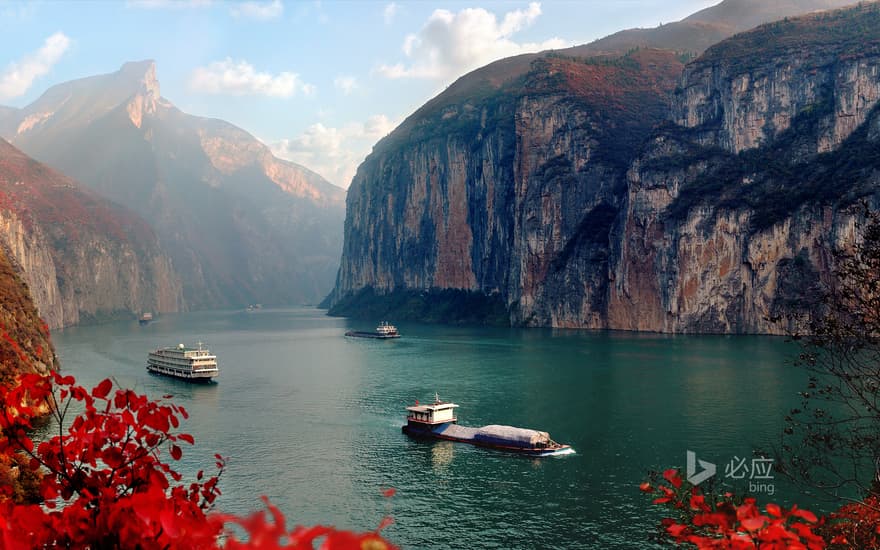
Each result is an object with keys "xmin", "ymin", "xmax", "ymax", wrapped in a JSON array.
[
  {"xmin": 698, "ymin": 2, "xmax": 880, "ymax": 74},
  {"xmin": 0, "ymin": 245, "xmax": 54, "ymax": 386},
  {"xmin": 329, "ymin": 287, "xmax": 510, "ymax": 326},
  {"xmin": 661, "ymin": 3, "xmax": 880, "ymax": 232},
  {"xmin": 0, "ymin": 138, "xmax": 183, "ymax": 327}
]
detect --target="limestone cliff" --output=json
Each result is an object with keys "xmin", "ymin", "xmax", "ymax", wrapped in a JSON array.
[
  {"xmin": 331, "ymin": 2, "xmax": 880, "ymax": 333},
  {"xmin": 611, "ymin": 3, "xmax": 880, "ymax": 333},
  {"xmin": 330, "ymin": 50, "xmax": 684, "ymax": 323},
  {"xmin": 0, "ymin": 139, "xmax": 182, "ymax": 328},
  {"xmin": 0, "ymin": 242, "xmax": 56, "ymax": 385}
]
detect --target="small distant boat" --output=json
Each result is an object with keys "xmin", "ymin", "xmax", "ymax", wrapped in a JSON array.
[
  {"xmin": 146, "ymin": 342, "xmax": 218, "ymax": 382},
  {"xmin": 402, "ymin": 394, "xmax": 574, "ymax": 457},
  {"xmin": 138, "ymin": 312, "xmax": 153, "ymax": 325},
  {"xmin": 345, "ymin": 321, "xmax": 400, "ymax": 339},
  {"xmin": 246, "ymin": 304, "xmax": 263, "ymax": 312}
]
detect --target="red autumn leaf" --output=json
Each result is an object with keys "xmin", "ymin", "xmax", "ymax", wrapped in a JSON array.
[
  {"xmin": 92, "ymin": 378, "xmax": 113, "ymax": 399},
  {"xmin": 791, "ymin": 508, "xmax": 819, "ymax": 523},
  {"xmin": 663, "ymin": 468, "xmax": 682, "ymax": 488},
  {"xmin": 170, "ymin": 444, "xmax": 182, "ymax": 461},
  {"xmin": 0, "ymin": 367, "xmax": 400, "ymax": 550}
]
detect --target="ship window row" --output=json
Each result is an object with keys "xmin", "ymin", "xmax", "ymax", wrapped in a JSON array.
[{"xmin": 149, "ymin": 359, "xmax": 216, "ymax": 370}]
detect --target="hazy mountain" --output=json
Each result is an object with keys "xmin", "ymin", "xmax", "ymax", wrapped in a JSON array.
[
  {"xmin": 1, "ymin": 61, "xmax": 345, "ymax": 309},
  {"xmin": 0, "ymin": 138, "xmax": 182, "ymax": 328}
]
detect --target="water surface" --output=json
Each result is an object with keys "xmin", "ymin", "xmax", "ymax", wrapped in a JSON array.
[{"xmin": 53, "ymin": 308, "xmax": 812, "ymax": 548}]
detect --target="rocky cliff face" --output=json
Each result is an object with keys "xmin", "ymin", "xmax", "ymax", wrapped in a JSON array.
[
  {"xmin": 610, "ymin": 3, "xmax": 880, "ymax": 333},
  {"xmin": 2, "ymin": 61, "xmax": 344, "ymax": 310},
  {"xmin": 0, "ymin": 139, "xmax": 182, "ymax": 328},
  {"xmin": 0, "ymin": 242, "xmax": 56, "ymax": 385},
  {"xmin": 332, "ymin": 3, "xmax": 880, "ymax": 334},
  {"xmin": 331, "ymin": 50, "xmax": 684, "ymax": 323}
]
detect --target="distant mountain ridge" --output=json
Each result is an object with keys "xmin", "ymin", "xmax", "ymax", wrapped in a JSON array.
[
  {"xmin": 329, "ymin": 0, "xmax": 880, "ymax": 333},
  {"xmin": 380, "ymin": 0, "xmax": 857, "ymax": 147},
  {"xmin": 0, "ymin": 61, "xmax": 345, "ymax": 311}
]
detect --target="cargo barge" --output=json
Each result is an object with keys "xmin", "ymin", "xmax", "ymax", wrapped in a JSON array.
[
  {"xmin": 345, "ymin": 321, "xmax": 400, "ymax": 339},
  {"xmin": 402, "ymin": 395, "xmax": 574, "ymax": 457}
]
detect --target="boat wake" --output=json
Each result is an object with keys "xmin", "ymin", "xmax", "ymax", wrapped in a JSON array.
[{"xmin": 540, "ymin": 447, "xmax": 576, "ymax": 457}]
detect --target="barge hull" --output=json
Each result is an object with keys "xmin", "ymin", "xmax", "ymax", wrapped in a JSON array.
[
  {"xmin": 344, "ymin": 331, "xmax": 400, "ymax": 339},
  {"xmin": 403, "ymin": 423, "xmax": 573, "ymax": 457}
]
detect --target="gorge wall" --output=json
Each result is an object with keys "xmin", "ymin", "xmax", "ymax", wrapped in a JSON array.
[
  {"xmin": 611, "ymin": 8, "xmax": 880, "ymax": 333},
  {"xmin": 0, "ymin": 139, "xmax": 182, "ymax": 328},
  {"xmin": 330, "ymin": 3, "xmax": 880, "ymax": 334},
  {"xmin": 0, "ymin": 242, "xmax": 56, "ymax": 385}
]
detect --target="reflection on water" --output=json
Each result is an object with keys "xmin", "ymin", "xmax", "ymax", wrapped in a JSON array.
[
  {"xmin": 51, "ymin": 308, "xmax": 812, "ymax": 549},
  {"xmin": 431, "ymin": 440, "xmax": 455, "ymax": 472}
]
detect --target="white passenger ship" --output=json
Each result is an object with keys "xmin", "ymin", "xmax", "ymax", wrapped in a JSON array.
[{"xmin": 146, "ymin": 342, "xmax": 218, "ymax": 382}]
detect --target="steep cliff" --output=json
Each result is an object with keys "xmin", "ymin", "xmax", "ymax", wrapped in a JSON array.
[
  {"xmin": 0, "ymin": 242, "xmax": 56, "ymax": 386},
  {"xmin": 611, "ymin": 3, "xmax": 880, "ymax": 333},
  {"xmin": 2, "ymin": 61, "xmax": 344, "ymax": 309},
  {"xmin": 330, "ymin": 49, "xmax": 684, "ymax": 323},
  {"xmin": 332, "ymin": 2, "xmax": 880, "ymax": 333},
  {"xmin": 0, "ymin": 139, "xmax": 182, "ymax": 328}
]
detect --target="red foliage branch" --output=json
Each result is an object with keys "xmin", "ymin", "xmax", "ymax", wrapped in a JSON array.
[
  {"xmin": 642, "ymin": 469, "xmax": 880, "ymax": 549},
  {"xmin": 642, "ymin": 469, "xmax": 825, "ymax": 549},
  {"xmin": 0, "ymin": 371, "xmax": 396, "ymax": 549}
]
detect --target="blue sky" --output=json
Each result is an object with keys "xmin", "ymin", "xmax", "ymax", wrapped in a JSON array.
[{"xmin": 0, "ymin": 0, "xmax": 718, "ymax": 188}]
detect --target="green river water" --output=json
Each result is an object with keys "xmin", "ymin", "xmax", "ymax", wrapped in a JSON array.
[{"xmin": 51, "ymin": 307, "xmax": 817, "ymax": 548}]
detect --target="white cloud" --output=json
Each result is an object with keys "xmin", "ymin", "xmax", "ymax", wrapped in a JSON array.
[
  {"xmin": 377, "ymin": 2, "xmax": 567, "ymax": 81},
  {"xmin": 126, "ymin": 0, "xmax": 212, "ymax": 8},
  {"xmin": 190, "ymin": 58, "xmax": 314, "ymax": 98},
  {"xmin": 383, "ymin": 2, "xmax": 397, "ymax": 25},
  {"xmin": 333, "ymin": 75, "xmax": 357, "ymax": 95},
  {"xmin": 230, "ymin": 0, "xmax": 283, "ymax": 20},
  {"xmin": 270, "ymin": 114, "xmax": 400, "ymax": 188},
  {"xmin": 362, "ymin": 114, "xmax": 396, "ymax": 139},
  {"xmin": 0, "ymin": 32, "xmax": 71, "ymax": 101}
]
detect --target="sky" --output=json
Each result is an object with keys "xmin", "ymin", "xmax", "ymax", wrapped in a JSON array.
[{"xmin": 0, "ymin": 0, "xmax": 719, "ymax": 188}]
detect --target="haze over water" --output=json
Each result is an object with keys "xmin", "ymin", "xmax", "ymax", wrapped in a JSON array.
[{"xmin": 53, "ymin": 308, "xmax": 812, "ymax": 548}]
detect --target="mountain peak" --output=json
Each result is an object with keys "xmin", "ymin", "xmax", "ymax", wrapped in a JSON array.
[
  {"xmin": 118, "ymin": 60, "xmax": 160, "ymax": 98},
  {"xmin": 116, "ymin": 60, "xmax": 160, "ymax": 128}
]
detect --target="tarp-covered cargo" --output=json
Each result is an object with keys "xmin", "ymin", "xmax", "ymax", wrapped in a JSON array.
[{"xmin": 473, "ymin": 425, "xmax": 550, "ymax": 448}]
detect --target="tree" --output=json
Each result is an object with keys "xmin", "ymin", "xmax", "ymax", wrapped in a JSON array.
[
  {"xmin": 777, "ymin": 205, "xmax": 880, "ymax": 503},
  {"xmin": 642, "ymin": 206, "xmax": 880, "ymax": 548},
  {"xmin": 0, "ymin": 371, "xmax": 396, "ymax": 549}
]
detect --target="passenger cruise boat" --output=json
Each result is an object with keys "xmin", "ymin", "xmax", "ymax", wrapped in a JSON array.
[
  {"xmin": 402, "ymin": 395, "xmax": 574, "ymax": 457},
  {"xmin": 146, "ymin": 342, "xmax": 218, "ymax": 382},
  {"xmin": 344, "ymin": 321, "xmax": 401, "ymax": 339}
]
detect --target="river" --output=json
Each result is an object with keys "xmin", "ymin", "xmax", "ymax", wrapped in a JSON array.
[{"xmin": 52, "ymin": 307, "xmax": 813, "ymax": 548}]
